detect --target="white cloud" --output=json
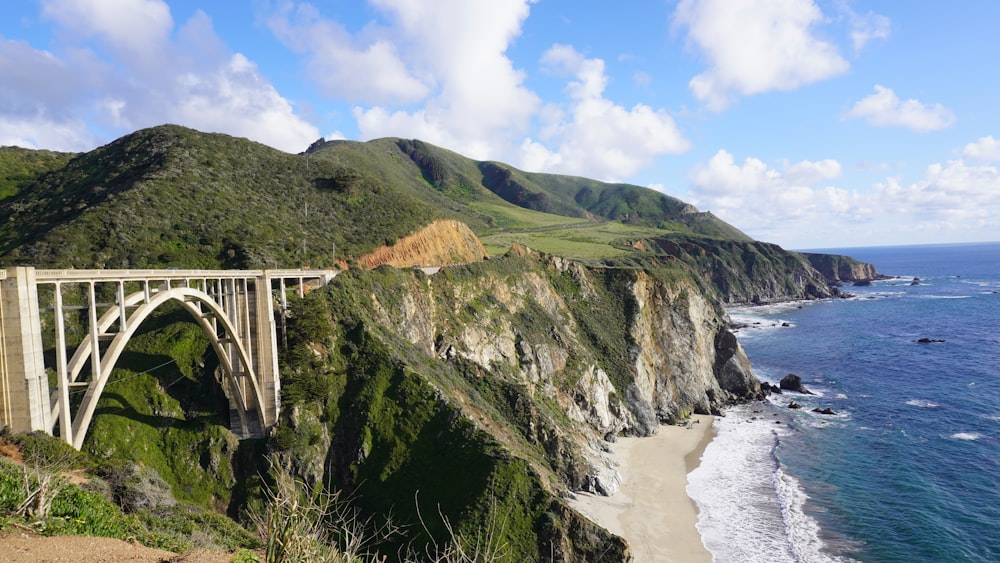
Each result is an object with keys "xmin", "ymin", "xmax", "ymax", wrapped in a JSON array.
[
  {"xmin": 963, "ymin": 136, "xmax": 1000, "ymax": 162},
  {"xmin": 41, "ymin": 0, "xmax": 173, "ymax": 68},
  {"xmin": 784, "ymin": 158, "xmax": 842, "ymax": 186},
  {"xmin": 848, "ymin": 9, "xmax": 891, "ymax": 53},
  {"xmin": 270, "ymin": 4, "xmax": 687, "ymax": 179},
  {"xmin": 687, "ymin": 146, "xmax": 1000, "ymax": 247},
  {"xmin": 0, "ymin": 1, "xmax": 320, "ymax": 153},
  {"xmin": 846, "ymin": 85, "xmax": 955, "ymax": 132},
  {"xmin": 170, "ymin": 53, "xmax": 320, "ymax": 152},
  {"xmin": 272, "ymin": 0, "xmax": 539, "ymax": 160},
  {"xmin": 686, "ymin": 150, "xmax": 873, "ymax": 244},
  {"xmin": 673, "ymin": 0, "xmax": 848, "ymax": 111},
  {"xmin": 515, "ymin": 45, "xmax": 690, "ymax": 181},
  {"xmin": 266, "ymin": 3, "xmax": 430, "ymax": 105},
  {"xmin": 875, "ymin": 160, "xmax": 1000, "ymax": 222},
  {"xmin": 0, "ymin": 114, "xmax": 97, "ymax": 152},
  {"xmin": 0, "ymin": 36, "xmax": 106, "ymax": 149}
]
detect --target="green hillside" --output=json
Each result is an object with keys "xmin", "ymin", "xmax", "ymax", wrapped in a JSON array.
[
  {"xmin": 0, "ymin": 146, "xmax": 77, "ymax": 200},
  {"xmin": 0, "ymin": 125, "xmax": 751, "ymax": 269}
]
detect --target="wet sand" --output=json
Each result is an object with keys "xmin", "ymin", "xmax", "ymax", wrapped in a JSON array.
[{"xmin": 569, "ymin": 415, "xmax": 714, "ymax": 562}]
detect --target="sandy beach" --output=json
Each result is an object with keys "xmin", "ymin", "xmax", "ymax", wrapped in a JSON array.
[{"xmin": 569, "ymin": 415, "xmax": 714, "ymax": 562}]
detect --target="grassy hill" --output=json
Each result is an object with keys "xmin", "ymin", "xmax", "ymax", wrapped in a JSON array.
[{"xmin": 0, "ymin": 125, "xmax": 750, "ymax": 269}]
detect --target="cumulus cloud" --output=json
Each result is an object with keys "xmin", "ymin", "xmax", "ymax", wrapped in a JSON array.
[
  {"xmin": 269, "ymin": 3, "xmax": 687, "ymax": 179},
  {"xmin": 689, "ymin": 150, "xmax": 857, "ymax": 219},
  {"xmin": 516, "ymin": 45, "xmax": 690, "ymax": 181},
  {"xmin": 673, "ymin": 0, "xmax": 849, "ymax": 111},
  {"xmin": 354, "ymin": 0, "xmax": 541, "ymax": 159},
  {"xmin": 687, "ymin": 144, "xmax": 1000, "ymax": 247},
  {"xmin": 875, "ymin": 160, "xmax": 1000, "ymax": 222},
  {"xmin": 269, "ymin": 0, "xmax": 540, "ymax": 160},
  {"xmin": 686, "ymin": 149, "xmax": 875, "ymax": 243},
  {"xmin": 963, "ymin": 136, "xmax": 1000, "ymax": 162},
  {"xmin": 846, "ymin": 85, "xmax": 955, "ymax": 132},
  {"xmin": 41, "ymin": 0, "xmax": 173, "ymax": 68},
  {"xmin": 266, "ymin": 3, "xmax": 430, "ymax": 105},
  {"xmin": 1, "ymin": 0, "xmax": 318, "ymax": 153}
]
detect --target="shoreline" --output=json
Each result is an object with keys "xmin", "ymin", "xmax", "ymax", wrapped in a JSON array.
[{"xmin": 569, "ymin": 415, "xmax": 714, "ymax": 562}]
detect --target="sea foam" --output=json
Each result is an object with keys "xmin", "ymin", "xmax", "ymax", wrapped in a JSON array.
[{"xmin": 687, "ymin": 405, "xmax": 856, "ymax": 562}]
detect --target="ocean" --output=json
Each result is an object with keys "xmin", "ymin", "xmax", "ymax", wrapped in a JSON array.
[{"xmin": 687, "ymin": 242, "xmax": 1000, "ymax": 562}]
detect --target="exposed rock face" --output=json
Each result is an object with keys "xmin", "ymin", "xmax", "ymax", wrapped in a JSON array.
[
  {"xmin": 357, "ymin": 219, "xmax": 488, "ymax": 268},
  {"xmin": 328, "ymin": 248, "xmax": 761, "ymax": 495},
  {"xmin": 804, "ymin": 252, "xmax": 882, "ymax": 283},
  {"xmin": 274, "ymin": 246, "xmax": 767, "ymax": 560},
  {"xmin": 653, "ymin": 237, "xmax": 839, "ymax": 304}
]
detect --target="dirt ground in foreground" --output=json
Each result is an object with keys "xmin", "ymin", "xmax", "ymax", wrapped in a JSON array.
[{"xmin": 0, "ymin": 529, "xmax": 241, "ymax": 563}]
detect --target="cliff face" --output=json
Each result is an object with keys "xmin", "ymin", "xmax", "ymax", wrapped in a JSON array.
[
  {"xmin": 356, "ymin": 219, "xmax": 488, "ymax": 269},
  {"xmin": 270, "ymin": 248, "xmax": 761, "ymax": 560},
  {"xmin": 803, "ymin": 252, "xmax": 882, "ymax": 283},
  {"xmin": 653, "ymin": 237, "xmax": 837, "ymax": 303}
]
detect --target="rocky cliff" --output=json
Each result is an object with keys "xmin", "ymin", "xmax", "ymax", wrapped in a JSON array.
[
  {"xmin": 651, "ymin": 237, "xmax": 840, "ymax": 304},
  {"xmin": 803, "ymin": 252, "xmax": 882, "ymax": 283},
  {"xmin": 268, "ymin": 246, "xmax": 762, "ymax": 560}
]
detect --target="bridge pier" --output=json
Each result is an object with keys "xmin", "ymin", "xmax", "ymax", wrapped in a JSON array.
[{"xmin": 0, "ymin": 268, "xmax": 52, "ymax": 433}]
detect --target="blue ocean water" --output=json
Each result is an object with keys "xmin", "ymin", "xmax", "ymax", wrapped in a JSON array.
[{"xmin": 688, "ymin": 242, "xmax": 1000, "ymax": 562}]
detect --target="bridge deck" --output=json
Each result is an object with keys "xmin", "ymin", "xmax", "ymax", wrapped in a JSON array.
[{"xmin": 33, "ymin": 269, "xmax": 340, "ymax": 283}]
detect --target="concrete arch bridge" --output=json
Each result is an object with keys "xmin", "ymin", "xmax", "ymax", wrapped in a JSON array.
[{"xmin": 0, "ymin": 267, "xmax": 338, "ymax": 449}]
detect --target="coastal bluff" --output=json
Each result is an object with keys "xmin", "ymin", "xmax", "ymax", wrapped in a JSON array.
[{"xmin": 268, "ymin": 246, "xmax": 764, "ymax": 559}]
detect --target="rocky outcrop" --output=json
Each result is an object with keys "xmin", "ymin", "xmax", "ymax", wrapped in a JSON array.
[
  {"xmin": 356, "ymin": 219, "xmax": 488, "ymax": 269},
  {"xmin": 804, "ymin": 252, "xmax": 882, "ymax": 283},
  {"xmin": 356, "ymin": 247, "xmax": 762, "ymax": 444},
  {"xmin": 652, "ymin": 237, "xmax": 838, "ymax": 304},
  {"xmin": 779, "ymin": 373, "xmax": 813, "ymax": 394}
]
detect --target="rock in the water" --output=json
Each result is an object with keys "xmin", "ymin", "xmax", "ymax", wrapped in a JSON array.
[
  {"xmin": 779, "ymin": 373, "xmax": 814, "ymax": 394},
  {"xmin": 812, "ymin": 407, "xmax": 837, "ymax": 415},
  {"xmin": 760, "ymin": 382, "xmax": 782, "ymax": 395},
  {"xmin": 788, "ymin": 401, "xmax": 802, "ymax": 409}
]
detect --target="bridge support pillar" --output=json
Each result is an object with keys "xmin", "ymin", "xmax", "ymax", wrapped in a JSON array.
[
  {"xmin": 253, "ymin": 276, "xmax": 280, "ymax": 429},
  {"xmin": 0, "ymin": 267, "xmax": 51, "ymax": 433}
]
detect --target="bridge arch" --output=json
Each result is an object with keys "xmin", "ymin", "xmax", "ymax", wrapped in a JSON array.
[
  {"xmin": 2, "ymin": 267, "xmax": 339, "ymax": 449},
  {"xmin": 59, "ymin": 286, "xmax": 267, "ymax": 450}
]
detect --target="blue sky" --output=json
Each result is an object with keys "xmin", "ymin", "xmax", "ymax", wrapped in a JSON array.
[{"xmin": 3, "ymin": 1, "xmax": 1000, "ymax": 249}]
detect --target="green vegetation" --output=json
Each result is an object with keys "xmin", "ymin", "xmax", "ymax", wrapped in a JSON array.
[
  {"xmin": 0, "ymin": 429, "xmax": 260, "ymax": 553},
  {"xmin": 0, "ymin": 146, "xmax": 76, "ymax": 200},
  {"xmin": 0, "ymin": 125, "xmax": 860, "ymax": 560},
  {"xmin": 0, "ymin": 125, "xmax": 753, "ymax": 269},
  {"xmin": 262, "ymin": 258, "xmax": 630, "ymax": 559},
  {"xmin": 479, "ymin": 220, "xmax": 670, "ymax": 259}
]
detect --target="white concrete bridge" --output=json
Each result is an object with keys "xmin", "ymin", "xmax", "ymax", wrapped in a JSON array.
[{"xmin": 0, "ymin": 267, "xmax": 339, "ymax": 449}]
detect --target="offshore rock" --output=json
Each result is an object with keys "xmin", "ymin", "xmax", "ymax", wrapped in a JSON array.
[{"xmin": 780, "ymin": 373, "xmax": 814, "ymax": 394}]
